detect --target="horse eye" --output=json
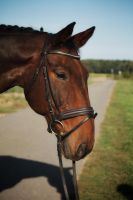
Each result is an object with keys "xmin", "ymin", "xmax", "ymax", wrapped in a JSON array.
[{"xmin": 56, "ymin": 72, "xmax": 67, "ymax": 80}]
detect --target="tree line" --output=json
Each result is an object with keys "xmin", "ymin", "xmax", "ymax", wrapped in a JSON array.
[{"xmin": 82, "ymin": 59, "xmax": 133, "ymax": 78}]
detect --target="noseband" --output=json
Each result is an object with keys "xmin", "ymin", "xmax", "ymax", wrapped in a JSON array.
[{"xmin": 26, "ymin": 39, "xmax": 97, "ymax": 200}]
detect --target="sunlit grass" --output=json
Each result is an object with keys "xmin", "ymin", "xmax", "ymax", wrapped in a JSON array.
[
  {"xmin": 0, "ymin": 86, "xmax": 27, "ymax": 114},
  {"xmin": 79, "ymin": 79, "xmax": 133, "ymax": 200}
]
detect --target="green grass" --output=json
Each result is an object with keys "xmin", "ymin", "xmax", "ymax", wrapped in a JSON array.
[
  {"xmin": 79, "ymin": 79, "xmax": 133, "ymax": 200},
  {"xmin": 0, "ymin": 86, "xmax": 27, "ymax": 114}
]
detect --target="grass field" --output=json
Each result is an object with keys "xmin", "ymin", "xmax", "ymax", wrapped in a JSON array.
[
  {"xmin": 0, "ymin": 86, "xmax": 27, "ymax": 114},
  {"xmin": 79, "ymin": 79, "xmax": 133, "ymax": 200}
]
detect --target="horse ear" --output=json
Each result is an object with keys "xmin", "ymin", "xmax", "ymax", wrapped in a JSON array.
[
  {"xmin": 55, "ymin": 22, "xmax": 76, "ymax": 42},
  {"xmin": 71, "ymin": 26, "xmax": 95, "ymax": 48}
]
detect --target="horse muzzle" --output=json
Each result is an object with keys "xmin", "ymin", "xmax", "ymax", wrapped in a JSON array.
[{"xmin": 61, "ymin": 139, "xmax": 93, "ymax": 161}]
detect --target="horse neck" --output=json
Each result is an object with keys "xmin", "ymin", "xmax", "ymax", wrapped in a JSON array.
[{"xmin": 0, "ymin": 32, "xmax": 46, "ymax": 93}]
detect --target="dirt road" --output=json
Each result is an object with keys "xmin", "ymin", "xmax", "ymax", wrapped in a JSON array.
[{"xmin": 0, "ymin": 79, "xmax": 116, "ymax": 200}]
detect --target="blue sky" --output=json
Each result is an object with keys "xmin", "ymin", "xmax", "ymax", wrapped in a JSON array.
[{"xmin": 0, "ymin": 0, "xmax": 133, "ymax": 60}]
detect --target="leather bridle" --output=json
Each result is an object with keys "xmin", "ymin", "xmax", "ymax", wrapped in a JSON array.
[
  {"xmin": 26, "ymin": 37, "xmax": 97, "ymax": 200},
  {"xmin": 43, "ymin": 50, "xmax": 97, "ymax": 140}
]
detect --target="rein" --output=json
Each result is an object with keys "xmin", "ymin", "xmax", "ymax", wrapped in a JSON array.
[{"xmin": 26, "ymin": 38, "xmax": 97, "ymax": 199}]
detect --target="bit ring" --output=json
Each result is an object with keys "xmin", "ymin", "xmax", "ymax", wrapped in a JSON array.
[{"xmin": 49, "ymin": 120, "xmax": 65, "ymax": 135}]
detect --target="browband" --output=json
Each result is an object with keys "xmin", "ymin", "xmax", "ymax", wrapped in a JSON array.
[{"xmin": 46, "ymin": 50, "xmax": 80, "ymax": 59}]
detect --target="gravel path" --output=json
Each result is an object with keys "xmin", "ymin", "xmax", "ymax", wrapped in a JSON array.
[{"xmin": 0, "ymin": 79, "xmax": 116, "ymax": 200}]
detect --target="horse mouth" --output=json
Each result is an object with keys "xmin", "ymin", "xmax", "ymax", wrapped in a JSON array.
[{"xmin": 61, "ymin": 141, "xmax": 91, "ymax": 161}]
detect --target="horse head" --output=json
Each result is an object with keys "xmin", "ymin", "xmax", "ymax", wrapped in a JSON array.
[
  {"xmin": 24, "ymin": 23, "xmax": 96, "ymax": 161},
  {"xmin": 0, "ymin": 23, "xmax": 96, "ymax": 161}
]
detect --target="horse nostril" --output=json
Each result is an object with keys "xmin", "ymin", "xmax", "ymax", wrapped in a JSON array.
[{"xmin": 77, "ymin": 143, "xmax": 88, "ymax": 159}]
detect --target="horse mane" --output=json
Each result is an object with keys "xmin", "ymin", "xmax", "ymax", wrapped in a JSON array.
[
  {"xmin": 0, "ymin": 24, "xmax": 78, "ymax": 52},
  {"xmin": 0, "ymin": 24, "xmax": 44, "ymax": 33}
]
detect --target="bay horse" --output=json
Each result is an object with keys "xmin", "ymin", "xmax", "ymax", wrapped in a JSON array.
[{"xmin": 0, "ymin": 22, "xmax": 96, "ymax": 161}]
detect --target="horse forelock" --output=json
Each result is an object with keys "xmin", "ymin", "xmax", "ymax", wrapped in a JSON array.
[{"xmin": 50, "ymin": 36, "xmax": 79, "ymax": 56}]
